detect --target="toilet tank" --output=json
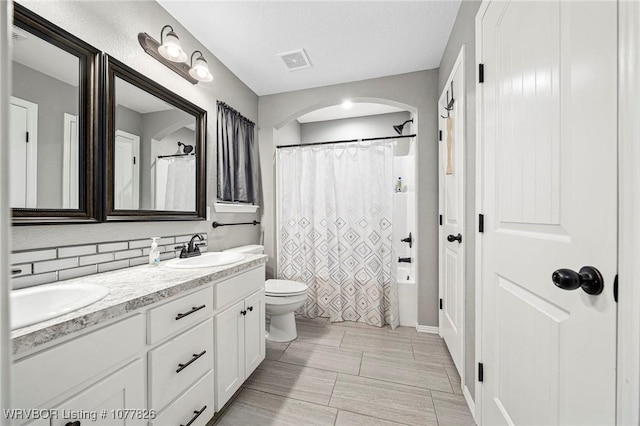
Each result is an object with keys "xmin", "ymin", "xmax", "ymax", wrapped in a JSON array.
[{"xmin": 223, "ymin": 245, "xmax": 264, "ymax": 255}]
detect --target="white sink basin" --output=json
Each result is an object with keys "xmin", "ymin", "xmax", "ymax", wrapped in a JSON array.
[
  {"xmin": 165, "ymin": 252, "xmax": 245, "ymax": 269},
  {"xmin": 11, "ymin": 283, "xmax": 109, "ymax": 330}
]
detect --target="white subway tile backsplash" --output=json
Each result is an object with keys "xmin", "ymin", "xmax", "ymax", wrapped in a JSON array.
[
  {"xmin": 11, "ymin": 232, "xmax": 211, "ymax": 287},
  {"xmin": 11, "ymin": 264, "xmax": 32, "ymax": 278},
  {"xmin": 128, "ymin": 239, "xmax": 151, "ymax": 249},
  {"xmin": 58, "ymin": 245, "xmax": 96, "ymax": 258},
  {"xmin": 129, "ymin": 256, "xmax": 149, "ymax": 267},
  {"xmin": 12, "ymin": 249, "xmax": 56, "ymax": 265},
  {"xmin": 114, "ymin": 249, "xmax": 143, "ymax": 260},
  {"xmin": 59, "ymin": 265, "xmax": 98, "ymax": 281},
  {"xmin": 34, "ymin": 258, "xmax": 78, "ymax": 274},
  {"xmin": 98, "ymin": 259, "xmax": 130, "ymax": 273},
  {"xmin": 98, "ymin": 242, "xmax": 128, "ymax": 253},
  {"xmin": 157, "ymin": 237, "xmax": 175, "ymax": 245},
  {"xmin": 12, "ymin": 272, "xmax": 58, "ymax": 290},
  {"xmin": 159, "ymin": 252, "xmax": 176, "ymax": 261},
  {"xmin": 79, "ymin": 253, "xmax": 114, "ymax": 266}
]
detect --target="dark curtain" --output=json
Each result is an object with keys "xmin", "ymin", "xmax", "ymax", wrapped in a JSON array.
[{"xmin": 217, "ymin": 101, "xmax": 259, "ymax": 204}]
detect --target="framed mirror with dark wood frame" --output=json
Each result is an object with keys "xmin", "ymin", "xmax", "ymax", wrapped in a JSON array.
[
  {"xmin": 104, "ymin": 55, "xmax": 207, "ymax": 221},
  {"xmin": 11, "ymin": 3, "xmax": 100, "ymax": 224}
]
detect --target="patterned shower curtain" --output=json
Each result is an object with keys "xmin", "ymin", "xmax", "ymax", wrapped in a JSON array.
[{"xmin": 277, "ymin": 140, "xmax": 398, "ymax": 329}]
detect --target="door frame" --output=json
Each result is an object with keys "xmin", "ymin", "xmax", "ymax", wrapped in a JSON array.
[
  {"xmin": 474, "ymin": 2, "xmax": 488, "ymax": 422},
  {"xmin": 476, "ymin": 0, "xmax": 637, "ymax": 424},
  {"xmin": 9, "ymin": 96, "xmax": 38, "ymax": 208},
  {"xmin": 617, "ymin": 0, "xmax": 640, "ymax": 423},
  {"xmin": 438, "ymin": 45, "xmax": 466, "ymax": 395},
  {"xmin": 0, "ymin": 0, "xmax": 11, "ymax": 414}
]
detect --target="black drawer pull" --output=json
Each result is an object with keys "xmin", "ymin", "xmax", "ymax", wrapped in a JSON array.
[
  {"xmin": 247, "ymin": 306, "xmax": 253, "ymax": 312},
  {"xmin": 11, "ymin": 268, "xmax": 22, "ymax": 275},
  {"xmin": 175, "ymin": 305, "xmax": 206, "ymax": 320},
  {"xmin": 180, "ymin": 405, "xmax": 207, "ymax": 426},
  {"xmin": 65, "ymin": 422, "xmax": 81, "ymax": 426},
  {"xmin": 176, "ymin": 350, "xmax": 207, "ymax": 373}
]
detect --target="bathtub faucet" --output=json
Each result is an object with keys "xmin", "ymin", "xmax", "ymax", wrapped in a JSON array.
[{"xmin": 400, "ymin": 232, "xmax": 413, "ymax": 248}]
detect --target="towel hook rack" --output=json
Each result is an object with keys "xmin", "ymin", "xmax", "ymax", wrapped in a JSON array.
[{"xmin": 440, "ymin": 81, "xmax": 455, "ymax": 119}]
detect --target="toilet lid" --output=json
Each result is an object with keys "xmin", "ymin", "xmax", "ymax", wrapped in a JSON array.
[{"xmin": 266, "ymin": 279, "xmax": 308, "ymax": 295}]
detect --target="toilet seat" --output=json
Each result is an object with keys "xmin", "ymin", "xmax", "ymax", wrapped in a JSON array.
[{"xmin": 265, "ymin": 279, "xmax": 308, "ymax": 297}]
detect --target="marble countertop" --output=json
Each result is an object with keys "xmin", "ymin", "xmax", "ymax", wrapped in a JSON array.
[{"xmin": 11, "ymin": 254, "xmax": 267, "ymax": 356}]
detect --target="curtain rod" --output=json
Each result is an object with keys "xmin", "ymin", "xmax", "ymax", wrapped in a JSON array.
[
  {"xmin": 157, "ymin": 153, "xmax": 195, "ymax": 159},
  {"xmin": 217, "ymin": 100, "xmax": 255, "ymax": 126},
  {"xmin": 276, "ymin": 134, "xmax": 416, "ymax": 149}
]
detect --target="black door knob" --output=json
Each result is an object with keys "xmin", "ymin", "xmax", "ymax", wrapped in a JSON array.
[
  {"xmin": 552, "ymin": 266, "xmax": 604, "ymax": 295},
  {"xmin": 447, "ymin": 233, "xmax": 462, "ymax": 243}
]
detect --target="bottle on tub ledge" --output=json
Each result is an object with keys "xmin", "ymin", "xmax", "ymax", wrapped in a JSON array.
[{"xmin": 395, "ymin": 177, "xmax": 403, "ymax": 193}]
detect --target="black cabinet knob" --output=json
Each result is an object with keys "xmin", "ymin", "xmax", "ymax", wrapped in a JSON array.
[
  {"xmin": 247, "ymin": 306, "xmax": 253, "ymax": 312},
  {"xmin": 240, "ymin": 310, "xmax": 247, "ymax": 316},
  {"xmin": 552, "ymin": 266, "xmax": 604, "ymax": 295},
  {"xmin": 447, "ymin": 233, "xmax": 462, "ymax": 243}
]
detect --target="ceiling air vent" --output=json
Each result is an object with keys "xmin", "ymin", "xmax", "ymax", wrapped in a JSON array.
[
  {"xmin": 277, "ymin": 49, "xmax": 312, "ymax": 71},
  {"xmin": 12, "ymin": 27, "xmax": 28, "ymax": 43}
]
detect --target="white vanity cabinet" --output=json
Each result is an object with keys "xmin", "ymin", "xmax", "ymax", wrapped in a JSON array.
[
  {"xmin": 214, "ymin": 287, "xmax": 265, "ymax": 411},
  {"xmin": 11, "ymin": 263, "xmax": 266, "ymax": 426}
]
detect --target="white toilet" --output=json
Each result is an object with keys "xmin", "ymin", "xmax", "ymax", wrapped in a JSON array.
[{"xmin": 224, "ymin": 245, "xmax": 309, "ymax": 343}]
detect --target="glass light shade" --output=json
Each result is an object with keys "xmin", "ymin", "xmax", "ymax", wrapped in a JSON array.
[
  {"xmin": 189, "ymin": 55, "xmax": 213, "ymax": 82},
  {"xmin": 158, "ymin": 30, "xmax": 187, "ymax": 62}
]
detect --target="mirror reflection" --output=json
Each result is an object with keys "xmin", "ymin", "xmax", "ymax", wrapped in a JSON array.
[
  {"xmin": 10, "ymin": 24, "xmax": 80, "ymax": 209},
  {"xmin": 114, "ymin": 77, "xmax": 197, "ymax": 212}
]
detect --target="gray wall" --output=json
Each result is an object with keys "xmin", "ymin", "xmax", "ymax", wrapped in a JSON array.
[
  {"xmin": 438, "ymin": 0, "xmax": 482, "ymax": 400},
  {"xmin": 12, "ymin": 62, "xmax": 77, "ymax": 209},
  {"xmin": 258, "ymin": 70, "xmax": 440, "ymax": 327},
  {"xmin": 300, "ymin": 111, "xmax": 410, "ymax": 143},
  {"xmin": 13, "ymin": 0, "xmax": 260, "ymax": 253}
]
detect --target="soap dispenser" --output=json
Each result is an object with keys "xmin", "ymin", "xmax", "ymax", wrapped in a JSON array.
[{"xmin": 149, "ymin": 237, "xmax": 160, "ymax": 266}]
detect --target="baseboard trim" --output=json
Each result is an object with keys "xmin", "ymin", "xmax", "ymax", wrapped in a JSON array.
[
  {"xmin": 463, "ymin": 385, "xmax": 476, "ymax": 421},
  {"xmin": 416, "ymin": 325, "xmax": 439, "ymax": 334}
]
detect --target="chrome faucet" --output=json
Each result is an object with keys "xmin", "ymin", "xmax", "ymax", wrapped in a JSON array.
[{"xmin": 175, "ymin": 234, "xmax": 205, "ymax": 258}]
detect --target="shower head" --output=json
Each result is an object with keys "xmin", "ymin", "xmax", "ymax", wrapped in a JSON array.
[
  {"xmin": 177, "ymin": 141, "xmax": 194, "ymax": 154},
  {"xmin": 393, "ymin": 119, "xmax": 414, "ymax": 135}
]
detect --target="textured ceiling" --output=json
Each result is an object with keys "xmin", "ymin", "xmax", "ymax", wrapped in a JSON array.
[{"xmin": 158, "ymin": 1, "xmax": 461, "ymax": 96}]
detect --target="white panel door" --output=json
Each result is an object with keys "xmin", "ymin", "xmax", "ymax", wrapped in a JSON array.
[
  {"xmin": 478, "ymin": 1, "xmax": 617, "ymax": 425},
  {"xmin": 114, "ymin": 130, "xmax": 140, "ymax": 209},
  {"xmin": 9, "ymin": 97, "xmax": 37, "ymax": 209},
  {"xmin": 439, "ymin": 47, "xmax": 465, "ymax": 374}
]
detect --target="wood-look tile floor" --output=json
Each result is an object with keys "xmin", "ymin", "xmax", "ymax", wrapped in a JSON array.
[{"xmin": 211, "ymin": 317, "xmax": 476, "ymax": 426}]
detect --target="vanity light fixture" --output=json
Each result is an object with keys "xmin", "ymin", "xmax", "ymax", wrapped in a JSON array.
[
  {"xmin": 188, "ymin": 51, "xmax": 213, "ymax": 82},
  {"xmin": 138, "ymin": 27, "xmax": 213, "ymax": 85},
  {"xmin": 158, "ymin": 25, "xmax": 187, "ymax": 62}
]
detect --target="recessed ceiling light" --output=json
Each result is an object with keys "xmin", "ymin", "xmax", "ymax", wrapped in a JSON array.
[{"xmin": 341, "ymin": 100, "xmax": 353, "ymax": 109}]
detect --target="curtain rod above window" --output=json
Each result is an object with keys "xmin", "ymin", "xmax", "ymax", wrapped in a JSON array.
[
  {"xmin": 276, "ymin": 133, "xmax": 416, "ymax": 149},
  {"xmin": 217, "ymin": 100, "xmax": 255, "ymax": 126}
]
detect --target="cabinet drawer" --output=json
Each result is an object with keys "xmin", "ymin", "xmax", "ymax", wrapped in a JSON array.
[
  {"xmin": 214, "ymin": 266, "xmax": 264, "ymax": 310},
  {"xmin": 148, "ymin": 318, "xmax": 214, "ymax": 411},
  {"xmin": 150, "ymin": 370, "xmax": 214, "ymax": 426},
  {"xmin": 147, "ymin": 286, "xmax": 213, "ymax": 344},
  {"xmin": 13, "ymin": 314, "xmax": 144, "ymax": 411}
]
